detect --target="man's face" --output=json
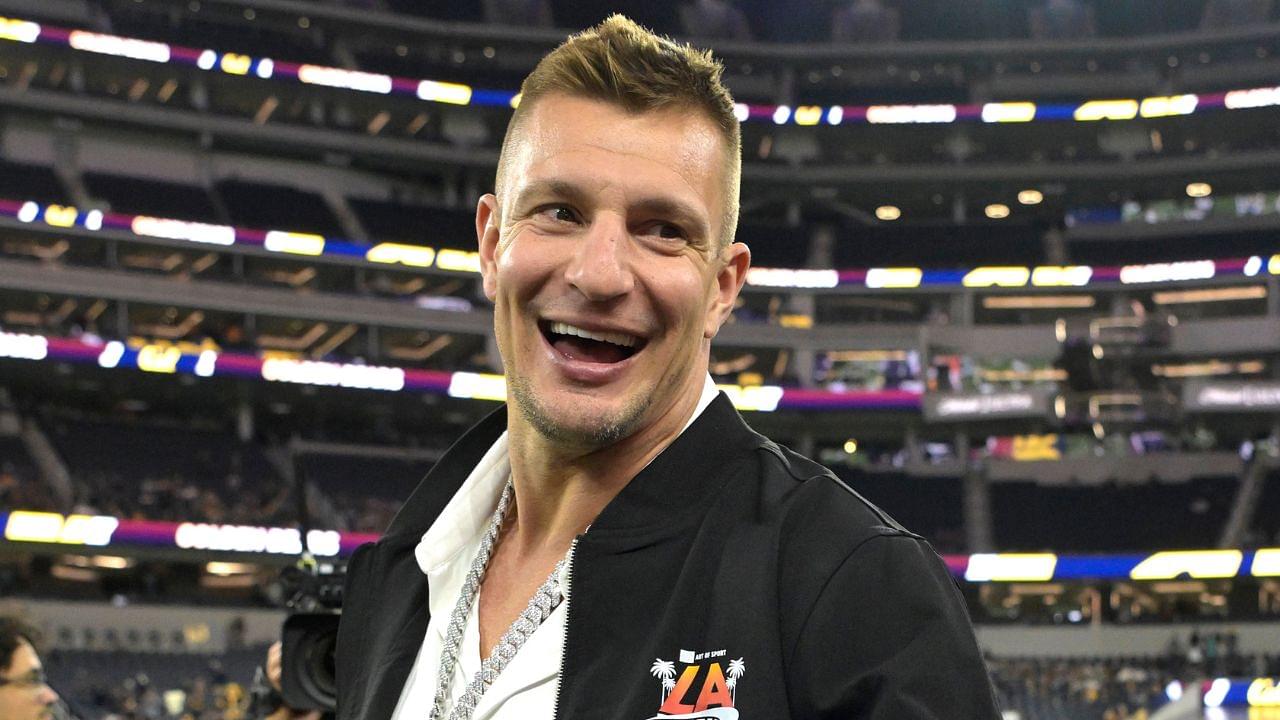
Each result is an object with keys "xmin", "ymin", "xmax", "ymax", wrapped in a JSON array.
[
  {"xmin": 478, "ymin": 94, "xmax": 748, "ymax": 449},
  {"xmin": 0, "ymin": 640, "xmax": 58, "ymax": 720}
]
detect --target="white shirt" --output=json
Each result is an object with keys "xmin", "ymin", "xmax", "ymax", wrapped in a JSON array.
[{"xmin": 390, "ymin": 376, "xmax": 720, "ymax": 720}]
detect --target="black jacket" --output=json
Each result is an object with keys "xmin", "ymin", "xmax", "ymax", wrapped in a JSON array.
[{"xmin": 336, "ymin": 394, "xmax": 1001, "ymax": 719}]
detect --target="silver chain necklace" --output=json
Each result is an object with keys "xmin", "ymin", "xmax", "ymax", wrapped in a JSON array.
[{"xmin": 429, "ymin": 479, "xmax": 569, "ymax": 720}]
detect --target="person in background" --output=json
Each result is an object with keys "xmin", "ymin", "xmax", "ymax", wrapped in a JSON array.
[{"xmin": 0, "ymin": 616, "xmax": 60, "ymax": 720}]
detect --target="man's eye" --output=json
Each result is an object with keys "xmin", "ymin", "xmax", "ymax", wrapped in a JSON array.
[
  {"xmin": 650, "ymin": 223, "xmax": 686, "ymax": 241},
  {"xmin": 540, "ymin": 206, "xmax": 577, "ymax": 223}
]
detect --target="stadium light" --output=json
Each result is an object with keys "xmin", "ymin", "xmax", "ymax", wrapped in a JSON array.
[
  {"xmin": 984, "ymin": 203, "xmax": 1011, "ymax": 219},
  {"xmin": 875, "ymin": 205, "xmax": 901, "ymax": 221},
  {"xmin": 843, "ymin": 439, "xmax": 858, "ymax": 454},
  {"xmin": 1017, "ymin": 189, "xmax": 1043, "ymax": 205},
  {"xmin": 1186, "ymin": 182, "xmax": 1212, "ymax": 197}
]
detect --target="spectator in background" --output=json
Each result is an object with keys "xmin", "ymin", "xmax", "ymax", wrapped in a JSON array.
[
  {"xmin": 481, "ymin": 0, "xmax": 554, "ymax": 28},
  {"xmin": 0, "ymin": 616, "xmax": 60, "ymax": 720},
  {"xmin": 679, "ymin": 0, "xmax": 754, "ymax": 41},
  {"xmin": 1201, "ymin": 0, "xmax": 1274, "ymax": 28},
  {"xmin": 832, "ymin": 0, "xmax": 901, "ymax": 43},
  {"xmin": 1029, "ymin": 0, "xmax": 1097, "ymax": 40}
]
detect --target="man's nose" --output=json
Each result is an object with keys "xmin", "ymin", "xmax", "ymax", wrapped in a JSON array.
[
  {"xmin": 565, "ymin": 216, "xmax": 634, "ymax": 301},
  {"xmin": 38, "ymin": 683, "xmax": 59, "ymax": 705}
]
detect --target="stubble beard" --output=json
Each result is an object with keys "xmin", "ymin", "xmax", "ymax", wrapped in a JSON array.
[{"xmin": 508, "ymin": 371, "xmax": 655, "ymax": 449}]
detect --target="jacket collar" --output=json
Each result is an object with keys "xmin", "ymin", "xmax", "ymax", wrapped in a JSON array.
[{"xmin": 382, "ymin": 390, "xmax": 766, "ymax": 553}]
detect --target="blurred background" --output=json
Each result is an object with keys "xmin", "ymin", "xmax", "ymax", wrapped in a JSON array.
[{"xmin": 0, "ymin": 0, "xmax": 1279, "ymax": 718}]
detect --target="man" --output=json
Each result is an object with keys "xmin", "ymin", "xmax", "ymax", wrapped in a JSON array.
[
  {"xmin": 336, "ymin": 15, "xmax": 999, "ymax": 720},
  {"xmin": 0, "ymin": 616, "xmax": 59, "ymax": 720}
]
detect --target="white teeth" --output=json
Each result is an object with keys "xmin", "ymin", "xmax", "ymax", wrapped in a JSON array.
[{"xmin": 548, "ymin": 321, "xmax": 639, "ymax": 349}]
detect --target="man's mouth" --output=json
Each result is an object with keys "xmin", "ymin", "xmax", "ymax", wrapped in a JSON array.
[{"xmin": 541, "ymin": 321, "xmax": 645, "ymax": 364}]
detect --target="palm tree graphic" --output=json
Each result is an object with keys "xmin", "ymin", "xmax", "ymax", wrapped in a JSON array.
[
  {"xmin": 650, "ymin": 659, "xmax": 676, "ymax": 704},
  {"xmin": 726, "ymin": 658, "xmax": 746, "ymax": 703}
]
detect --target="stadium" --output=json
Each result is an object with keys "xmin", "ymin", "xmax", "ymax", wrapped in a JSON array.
[{"xmin": 1, "ymin": 0, "xmax": 1279, "ymax": 717}]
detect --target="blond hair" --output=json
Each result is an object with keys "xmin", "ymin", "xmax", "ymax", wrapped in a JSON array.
[{"xmin": 496, "ymin": 14, "xmax": 741, "ymax": 247}]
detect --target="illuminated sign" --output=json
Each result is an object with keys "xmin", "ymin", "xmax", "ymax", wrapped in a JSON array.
[
  {"xmin": 1249, "ymin": 679, "xmax": 1280, "ymax": 707},
  {"xmin": 1186, "ymin": 381, "xmax": 1280, "ymax": 411},
  {"xmin": 0, "ymin": 331, "xmax": 48, "ymax": 360},
  {"xmin": 0, "ymin": 16, "xmax": 40, "ymax": 43},
  {"xmin": 1074, "ymin": 99, "xmax": 1139, "ymax": 121},
  {"xmin": 866, "ymin": 104, "xmax": 957, "ymax": 124},
  {"xmin": 1225, "ymin": 86, "xmax": 1280, "ymax": 110},
  {"xmin": 717, "ymin": 384, "xmax": 783, "ymax": 413},
  {"xmin": 136, "ymin": 344, "xmax": 182, "ymax": 374},
  {"xmin": 68, "ymin": 31, "xmax": 170, "ymax": 63},
  {"xmin": 176, "ymin": 523, "xmax": 341, "ymax": 556},
  {"xmin": 43, "ymin": 204, "xmax": 79, "ymax": 228},
  {"xmin": 965, "ymin": 554, "xmax": 1057, "ymax": 582},
  {"xmin": 982, "ymin": 102, "xmax": 1036, "ymax": 123},
  {"xmin": 1031, "ymin": 265, "xmax": 1093, "ymax": 287},
  {"xmin": 1012, "ymin": 434, "xmax": 1061, "ymax": 461},
  {"xmin": 1118, "ymin": 260, "xmax": 1215, "ymax": 284},
  {"xmin": 865, "ymin": 267, "xmax": 922, "ymax": 289},
  {"xmin": 962, "ymin": 266, "xmax": 1030, "ymax": 288},
  {"xmin": 264, "ymin": 230, "xmax": 326, "ymax": 256},
  {"xmin": 1253, "ymin": 549, "xmax": 1280, "ymax": 577},
  {"xmin": 926, "ymin": 391, "xmax": 1045, "ymax": 422},
  {"xmin": 447, "ymin": 371, "xmax": 507, "ymax": 401},
  {"xmin": 745, "ymin": 267, "xmax": 839, "ymax": 289},
  {"xmin": 416, "ymin": 80, "xmax": 472, "ymax": 105},
  {"xmin": 1129, "ymin": 550, "xmax": 1243, "ymax": 580},
  {"xmin": 297, "ymin": 65, "xmax": 392, "ymax": 94},
  {"xmin": 3, "ymin": 511, "xmax": 118, "ymax": 545},
  {"xmin": 261, "ymin": 358, "xmax": 405, "ymax": 391},
  {"xmin": 1138, "ymin": 94, "xmax": 1198, "ymax": 118},
  {"xmin": 435, "ymin": 248, "xmax": 481, "ymax": 273},
  {"xmin": 131, "ymin": 216, "xmax": 236, "ymax": 246},
  {"xmin": 793, "ymin": 106, "xmax": 823, "ymax": 126},
  {"xmin": 366, "ymin": 242, "xmax": 436, "ymax": 268}
]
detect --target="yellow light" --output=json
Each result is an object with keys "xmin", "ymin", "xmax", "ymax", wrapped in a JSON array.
[
  {"xmin": 1129, "ymin": 550, "xmax": 1243, "ymax": 580},
  {"xmin": 1247, "ymin": 678, "xmax": 1280, "ymax": 707},
  {"xmin": 965, "ymin": 553, "xmax": 1058, "ymax": 582},
  {"xmin": 962, "ymin": 266, "xmax": 1030, "ymax": 288},
  {"xmin": 136, "ymin": 344, "xmax": 182, "ymax": 374},
  {"xmin": 778, "ymin": 314, "xmax": 813, "ymax": 329},
  {"xmin": 366, "ymin": 242, "xmax": 436, "ymax": 268},
  {"xmin": 43, "ymin": 204, "xmax": 78, "ymax": 228},
  {"xmin": 4, "ymin": 511, "xmax": 65, "ymax": 542},
  {"xmin": 1271, "ymin": 254, "xmax": 1280, "ymax": 274},
  {"xmin": 865, "ymin": 267, "xmax": 922, "ymax": 289},
  {"xmin": 435, "ymin": 248, "xmax": 481, "ymax": 273},
  {"xmin": 219, "ymin": 53, "xmax": 251, "ymax": 75},
  {"xmin": 1031, "ymin": 265, "xmax": 1093, "ymax": 287},
  {"xmin": 1074, "ymin": 99, "xmax": 1140, "ymax": 121},
  {"xmin": 981, "ymin": 102, "xmax": 1037, "ymax": 123},
  {"xmin": 875, "ymin": 205, "xmax": 901, "ymax": 221},
  {"xmin": 716, "ymin": 384, "xmax": 783, "ymax": 412},
  {"xmin": 843, "ymin": 439, "xmax": 858, "ymax": 454},
  {"xmin": 1252, "ymin": 548, "xmax": 1280, "ymax": 577},
  {"xmin": 1186, "ymin": 182, "xmax": 1212, "ymax": 198},
  {"xmin": 793, "ymin": 106, "xmax": 823, "ymax": 126},
  {"xmin": 1153, "ymin": 286, "xmax": 1266, "ymax": 304},
  {"xmin": 982, "ymin": 295, "xmax": 1096, "ymax": 309},
  {"xmin": 509, "ymin": 92, "xmax": 522, "ymax": 109},
  {"xmin": 0, "ymin": 17, "xmax": 41, "ymax": 43},
  {"xmin": 1012, "ymin": 434, "xmax": 1060, "ymax": 461},
  {"xmin": 1017, "ymin": 189, "xmax": 1043, "ymax": 205},
  {"xmin": 264, "ymin": 230, "xmax": 325, "ymax": 256},
  {"xmin": 416, "ymin": 79, "xmax": 473, "ymax": 105},
  {"xmin": 984, "ymin": 203, "xmax": 1011, "ymax": 219},
  {"xmin": 1139, "ymin": 94, "xmax": 1198, "ymax": 118}
]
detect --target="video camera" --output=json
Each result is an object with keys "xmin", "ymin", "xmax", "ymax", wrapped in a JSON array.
[{"xmin": 277, "ymin": 559, "xmax": 345, "ymax": 713}]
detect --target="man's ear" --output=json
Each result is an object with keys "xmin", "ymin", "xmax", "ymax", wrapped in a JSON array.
[
  {"xmin": 476, "ymin": 194, "xmax": 500, "ymax": 301},
  {"xmin": 704, "ymin": 241, "xmax": 751, "ymax": 339}
]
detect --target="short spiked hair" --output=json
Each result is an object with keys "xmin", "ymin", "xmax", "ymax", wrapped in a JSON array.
[{"xmin": 496, "ymin": 14, "xmax": 741, "ymax": 248}]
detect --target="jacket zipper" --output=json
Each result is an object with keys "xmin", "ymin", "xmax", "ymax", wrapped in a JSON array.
[{"xmin": 551, "ymin": 536, "xmax": 579, "ymax": 720}]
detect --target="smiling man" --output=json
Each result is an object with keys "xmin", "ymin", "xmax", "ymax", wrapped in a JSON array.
[{"xmin": 336, "ymin": 15, "xmax": 999, "ymax": 720}]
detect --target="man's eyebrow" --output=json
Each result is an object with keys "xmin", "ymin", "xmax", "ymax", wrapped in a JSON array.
[{"xmin": 510, "ymin": 179, "xmax": 589, "ymax": 211}]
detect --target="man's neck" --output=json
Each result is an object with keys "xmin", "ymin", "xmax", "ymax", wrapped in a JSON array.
[{"xmin": 502, "ymin": 379, "xmax": 705, "ymax": 557}]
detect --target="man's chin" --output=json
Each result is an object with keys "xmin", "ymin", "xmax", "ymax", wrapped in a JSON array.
[{"xmin": 511, "ymin": 378, "xmax": 650, "ymax": 449}]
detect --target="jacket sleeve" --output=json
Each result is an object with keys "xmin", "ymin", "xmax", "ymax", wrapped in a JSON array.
[{"xmin": 786, "ymin": 534, "xmax": 1001, "ymax": 719}]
